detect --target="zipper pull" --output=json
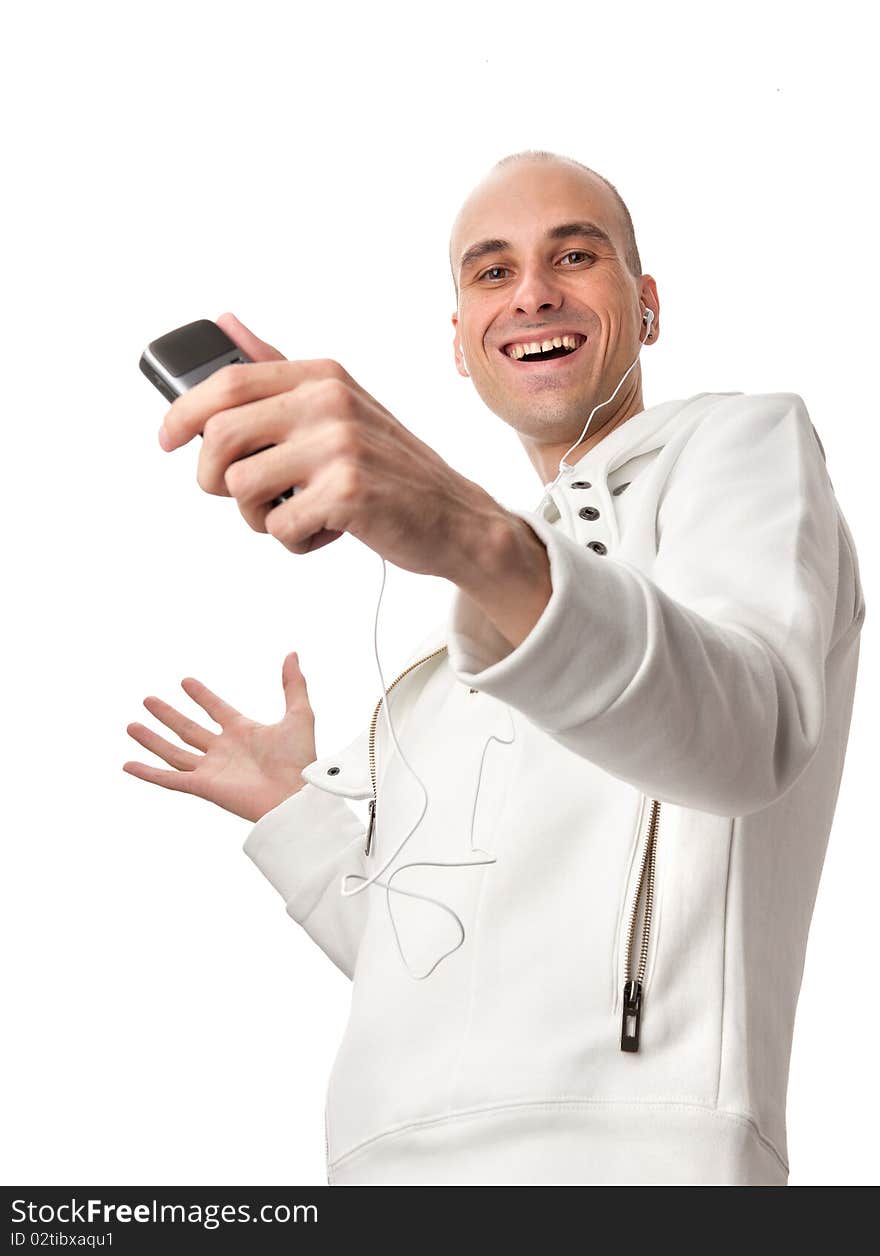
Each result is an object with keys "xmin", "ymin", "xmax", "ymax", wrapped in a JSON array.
[
  {"xmin": 620, "ymin": 979, "xmax": 642, "ymax": 1052},
  {"xmin": 364, "ymin": 798, "xmax": 376, "ymax": 856}
]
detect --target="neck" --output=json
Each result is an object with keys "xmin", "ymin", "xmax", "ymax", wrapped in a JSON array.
[{"xmin": 524, "ymin": 374, "xmax": 645, "ymax": 485}]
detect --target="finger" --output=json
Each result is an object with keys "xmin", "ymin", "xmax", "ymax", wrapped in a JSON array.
[
  {"xmin": 125, "ymin": 721, "xmax": 202, "ymax": 771},
  {"xmin": 206, "ymin": 378, "xmax": 351, "ymax": 499},
  {"xmin": 180, "ymin": 676, "xmax": 242, "ymax": 728},
  {"xmin": 291, "ymin": 527, "xmax": 344, "ymax": 553},
  {"xmin": 215, "ymin": 312, "xmax": 286, "ymax": 363},
  {"xmin": 264, "ymin": 480, "xmax": 346, "ymax": 556},
  {"xmin": 160, "ymin": 358, "xmax": 351, "ymax": 453},
  {"xmin": 141, "ymin": 695, "xmax": 215, "ymax": 750},
  {"xmin": 281, "ymin": 651, "xmax": 315, "ymax": 716},
  {"xmin": 197, "ymin": 390, "xmax": 304, "ymax": 498},
  {"xmin": 223, "ymin": 440, "xmax": 310, "ymax": 528},
  {"xmin": 121, "ymin": 760, "xmax": 197, "ymax": 793}
]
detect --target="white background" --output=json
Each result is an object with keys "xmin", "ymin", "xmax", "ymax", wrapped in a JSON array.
[{"xmin": 2, "ymin": 0, "xmax": 876, "ymax": 1187}]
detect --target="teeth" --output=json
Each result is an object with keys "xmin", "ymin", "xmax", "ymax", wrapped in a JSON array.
[
  {"xmin": 506, "ymin": 333, "xmax": 583, "ymax": 359},
  {"xmin": 507, "ymin": 340, "xmax": 546, "ymax": 359}
]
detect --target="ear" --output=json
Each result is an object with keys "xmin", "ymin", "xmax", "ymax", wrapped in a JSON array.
[
  {"xmin": 451, "ymin": 311, "xmax": 469, "ymax": 377},
  {"xmin": 638, "ymin": 277, "xmax": 660, "ymax": 342}
]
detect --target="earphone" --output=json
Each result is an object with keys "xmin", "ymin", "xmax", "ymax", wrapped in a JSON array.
[{"xmin": 338, "ymin": 300, "xmax": 655, "ymax": 979}]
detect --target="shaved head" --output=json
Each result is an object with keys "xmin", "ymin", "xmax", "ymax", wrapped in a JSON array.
[{"xmin": 450, "ymin": 151, "xmax": 642, "ymax": 298}]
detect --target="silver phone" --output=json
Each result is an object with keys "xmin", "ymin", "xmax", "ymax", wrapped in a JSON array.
[{"xmin": 139, "ymin": 318, "xmax": 295, "ymax": 507}]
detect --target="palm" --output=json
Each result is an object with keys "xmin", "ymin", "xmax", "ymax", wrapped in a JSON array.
[{"xmin": 123, "ymin": 652, "xmax": 317, "ymax": 823}]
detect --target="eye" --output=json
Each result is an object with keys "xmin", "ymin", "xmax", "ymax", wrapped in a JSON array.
[
  {"xmin": 559, "ymin": 250, "xmax": 595, "ymax": 265},
  {"xmin": 478, "ymin": 265, "xmax": 510, "ymax": 282}
]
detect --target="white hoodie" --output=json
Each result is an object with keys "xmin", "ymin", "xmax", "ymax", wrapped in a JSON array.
[{"xmin": 243, "ymin": 391, "xmax": 865, "ymax": 1185}]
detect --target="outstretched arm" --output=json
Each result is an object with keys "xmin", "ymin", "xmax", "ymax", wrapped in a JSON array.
[{"xmin": 444, "ymin": 393, "xmax": 851, "ymax": 817}]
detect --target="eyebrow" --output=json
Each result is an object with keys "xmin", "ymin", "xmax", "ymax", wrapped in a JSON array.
[{"xmin": 458, "ymin": 220, "xmax": 615, "ymax": 277}]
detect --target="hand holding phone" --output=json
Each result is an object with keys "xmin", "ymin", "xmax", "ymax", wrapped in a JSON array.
[{"xmin": 139, "ymin": 318, "xmax": 294, "ymax": 507}]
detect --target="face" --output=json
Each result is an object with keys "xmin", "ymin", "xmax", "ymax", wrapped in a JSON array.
[{"xmin": 450, "ymin": 160, "xmax": 659, "ymax": 456}]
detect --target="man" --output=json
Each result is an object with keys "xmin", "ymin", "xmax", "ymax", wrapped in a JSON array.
[{"xmin": 124, "ymin": 151, "xmax": 865, "ymax": 1185}]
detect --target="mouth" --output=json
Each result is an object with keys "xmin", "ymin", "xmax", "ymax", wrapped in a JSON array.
[{"xmin": 499, "ymin": 331, "xmax": 588, "ymax": 367}]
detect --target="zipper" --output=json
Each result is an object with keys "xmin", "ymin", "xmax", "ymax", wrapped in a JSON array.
[
  {"xmin": 364, "ymin": 644, "xmax": 449, "ymax": 854},
  {"xmin": 620, "ymin": 797, "xmax": 661, "ymax": 1052}
]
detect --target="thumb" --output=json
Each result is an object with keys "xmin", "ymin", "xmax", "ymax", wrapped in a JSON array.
[
  {"xmin": 216, "ymin": 311, "xmax": 286, "ymax": 362},
  {"xmin": 281, "ymin": 651, "xmax": 313, "ymax": 716}
]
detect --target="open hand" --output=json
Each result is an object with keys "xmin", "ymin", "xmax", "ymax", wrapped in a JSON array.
[{"xmin": 122, "ymin": 651, "xmax": 317, "ymax": 824}]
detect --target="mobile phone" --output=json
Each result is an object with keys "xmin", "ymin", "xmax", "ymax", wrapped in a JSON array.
[{"xmin": 139, "ymin": 318, "xmax": 295, "ymax": 507}]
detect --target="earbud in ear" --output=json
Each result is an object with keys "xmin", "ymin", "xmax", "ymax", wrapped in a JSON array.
[{"xmin": 460, "ymin": 352, "xmax": 470, "ymax": 376}]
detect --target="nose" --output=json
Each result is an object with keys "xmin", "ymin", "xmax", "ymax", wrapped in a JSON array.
[{"xmin": 509, "ymin": 263, "xmax": 564, "ymax": 317}]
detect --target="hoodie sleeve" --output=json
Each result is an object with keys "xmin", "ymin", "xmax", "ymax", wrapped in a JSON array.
[
  {"xmin": 445, "ymin": 393, "xmax": 846, "ymax": 817},
  {"xmin": 243, "ymin": 782, "xmax": 369, "ymax": 981}
]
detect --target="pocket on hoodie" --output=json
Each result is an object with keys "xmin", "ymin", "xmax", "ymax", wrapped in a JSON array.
[{"xmin": 609, "ymin": 798, "xmax": 734, "ymax": 1093}]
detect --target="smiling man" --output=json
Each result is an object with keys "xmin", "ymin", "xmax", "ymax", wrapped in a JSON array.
[
  {"xmin": 449, "ymin": 152, "xmax": 658, "ymax": 482},
  {"xmin": 127, "ymin": 150, "xmax": 865, "ymax": 1186}
]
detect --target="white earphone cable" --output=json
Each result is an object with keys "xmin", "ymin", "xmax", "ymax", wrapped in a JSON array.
[{"xmin": 545, "ymin": 307, "xmax": 654, "ymax": 499}]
